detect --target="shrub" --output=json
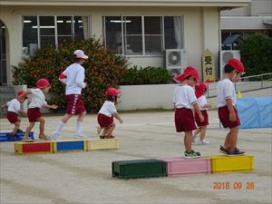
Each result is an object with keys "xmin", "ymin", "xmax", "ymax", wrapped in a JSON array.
[
  {"xmin": 12, "ymin": 38, "xmax": 128, "ymax": 112},
  {"xmin": 120, "ymin": 66, "xmax": 172, "ymax": 85},
  {"xmin": 239, "ymin": 34, "xmax": 272, "ymax": 78}
]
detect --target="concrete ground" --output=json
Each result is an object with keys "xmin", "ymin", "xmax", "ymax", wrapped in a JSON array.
[{"xmin": 0, "ymin": 110, "xmax": 271, "ymax": 204}]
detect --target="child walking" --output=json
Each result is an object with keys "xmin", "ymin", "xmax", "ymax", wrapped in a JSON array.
[
  {"xmin": 97, "ymin": 87, "xmax": 123, "ymax": 139},
  {"xmin": 0, "ymin": 90, "xmax": 28, "ymax": 140},
  {"xmin": 21, "ymin": 79, "xmax": 58, "ymax": 142},
  {"xmin": 173, "ymin": 66, "xmax": 204, "ymax": 158},
  {"xmin": 192, "ymin": 82, "xmax": 210, "ymax": 145},
  {"xmin": 50, "ymin": 49, "xmax": 88, "ymax": 140},
  {"xmin": 217, "ymin": 58, "xmax": 245, "ymax": 155}
]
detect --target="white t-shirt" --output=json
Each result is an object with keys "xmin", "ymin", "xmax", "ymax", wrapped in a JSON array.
[
  {"xmin": 28, "ymin": 88, "xmax": 47, "ymax": 108},
  {"xmin": 197, "ymin": 95, "xmax": 207, "ymax": 110},
  {"xmin": 61, "ymin": 63, "xmax": 85, "ymax": 95},
  {"xmin": 217, "ymin": 78, "xmax": 236, "ymax": 107},
  {"xmin": 7, "ymin": 99, "xmax": 21, "ymax": 113},
  {"xmin": 98, "ymin": 101, "xmax": 117, "ymax": 117},
  {"xmin": 173, "ymin": 84, "xmax": 197, "ymax": 109}
]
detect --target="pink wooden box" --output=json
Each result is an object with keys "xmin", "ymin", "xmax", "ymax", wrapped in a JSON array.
[{"xmin": 162, "ymin": 157, "xmax": 211, "ymax": 176}]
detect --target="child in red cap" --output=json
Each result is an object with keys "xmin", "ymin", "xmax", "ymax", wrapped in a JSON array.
[
  {"xmin": 173, "ymin": 66, "xmax": 204, "ymax": 158},
  {"xmin": 20, "ymin": 78, "xmax": 58, "ymax": 142},
  {"xmin": 97, "ymin": 87, "xmax": 123, "ymax": 139},
  {"xmin": 0, "ymin": 90, "xmax": 28, "ymax": 140},
  {"xmin": 217, "ymin": 58, "xmax": 245, "ymax": 155},
  {"xmin": 193, "ymin": 82, "xmax": 211, "ymax": 145}
]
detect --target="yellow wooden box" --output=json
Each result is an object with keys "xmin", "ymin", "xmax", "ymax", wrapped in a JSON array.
[
  {"xmin": 204, "ymin": 155, "xmax": 254, "ymax": 173},
  {"xmin": 87, "ymin": 139, "xmax": 119, "ymax": 151},
  {"xmin": 14, "ymin": 141, "xmax": 54, "ymax": 155}
]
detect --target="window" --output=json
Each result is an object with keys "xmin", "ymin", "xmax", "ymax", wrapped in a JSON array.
[
  {"xmin": 22, "ymin": 16, "xmax": 89, "ymax": 57},
  {"xmin": 103, "ymin": 15, "xmax": 183, "ymax": 56}
]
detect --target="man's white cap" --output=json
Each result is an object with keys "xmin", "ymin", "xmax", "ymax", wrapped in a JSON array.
[{"xmin": 74, "ymin": 49, "xmax": 88, "ymax": 59}]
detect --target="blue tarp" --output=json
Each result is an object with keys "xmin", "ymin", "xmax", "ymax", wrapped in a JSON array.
[{"xmin": 236, "ymin": 97, "xmax": 272, "ymax": 129}]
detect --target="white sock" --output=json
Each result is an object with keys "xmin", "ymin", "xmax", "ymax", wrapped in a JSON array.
[
  {"xmin": 56, "ymin": 121, "xmax": 65, "ymax": 133},
  {"xmin": 76, "ymin": 121, "xmax": 82, "ymax": 133}
]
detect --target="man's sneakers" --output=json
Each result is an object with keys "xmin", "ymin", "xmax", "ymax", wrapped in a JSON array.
[
  {"xmin": 50, "ymin": 131, "xmax": 62, "ymax": 140},
  {"xmin": 220, "ymin": 145, "xmax": 245, "ymax": 155},
  {"xmin": 184, "ymin": 150, "xmax": 201, "ymax": 158},
  {"xmin": 74, "ymin": 132, "xmax": 87, "ymax": 139}
]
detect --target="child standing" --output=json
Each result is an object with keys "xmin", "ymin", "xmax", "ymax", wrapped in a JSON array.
[
  {"xmin": 192, "ymin": 82, "xmax": 210, "ymax": 145},
  {"xmin": 97, "ymin": 87, "xmax": 123, "ymax": 139},
  {"xmin": 21, "ymin": 79, "xmax": 58, "ymax": 142},
  {"xmin": 217, "ymin": 58, "xmax": 245, "ymax": 155},
  {"xmin": 50, "ymin": 49, "xmax": 88, "ymax": 140},
  {"xmin": 0, "ymin": 90, "xmax": 28, "ymax": 140},
  {"xmin": 173, "ymin": 66, "xmax": 204, "ymax": 158}
]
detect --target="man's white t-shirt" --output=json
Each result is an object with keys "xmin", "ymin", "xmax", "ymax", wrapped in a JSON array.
[
  {"xmin": 7, "ymin": 99, "xmax": 21, "ymax": 113},
  {"xmin": 28, "ymin": 89, "xmax": 47, "ymax": 108},
  {"xmin": 217, "ymin": 78, "xmax": 236, "ymax": 107},
  {"xmin": 173, "ymin": 84, "xmax": 197, "ymax": 109},
  {"xmin": 98, "ymin": 101, "xmax": 117, "ymax": 117},
  {"xmin": 61, "ymin": 63, "xmax": 85, "ymax": 95}
]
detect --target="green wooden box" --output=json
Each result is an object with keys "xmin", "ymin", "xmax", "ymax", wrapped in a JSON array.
[{"xmin": 112, "ymin": 159, "xmax": 166, "ymax": 179}]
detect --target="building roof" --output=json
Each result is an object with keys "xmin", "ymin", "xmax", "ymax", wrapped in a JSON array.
[{"xmin": 0, "ymin": 0, "xmax": 251, "ymax": 7}]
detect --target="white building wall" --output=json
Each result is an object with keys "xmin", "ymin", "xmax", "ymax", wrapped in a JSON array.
[{"xmin": 0, "ymin": 6, "xmax": 220, "ymax": 84}]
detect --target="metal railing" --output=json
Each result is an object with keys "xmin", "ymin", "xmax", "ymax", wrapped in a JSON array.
[{"xmin": 206, "ymin": 72, "xmax": 272, "ymax": 98}]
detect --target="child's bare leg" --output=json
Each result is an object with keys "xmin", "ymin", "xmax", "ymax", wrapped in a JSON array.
[
  {"xmin": 12, "ymin": 121, "xmax": 20, "ymax": 134},
  {"xmin": 194, "ymin": 128, "xmax": 201, "ymax": 137},
  {"xmin": 184, "ymin": 131, "xmax": 193, "ymax": 152},
  {"xmin": 106, "ymin": 123, "xmax": 116, "ymax": 136},
  {"xmin": 224, "ymin": 132, "xmax": 231, "ymax": 148},
  {"xmin": 37, "ymin": 117, "xmax": 45, "ymax": 135},
  {"xmin": 199, "ymin": 126, "xmax": 207, "ymax": 141},
  {"xmin": 228, "ymin": 126, "xmax": 239, "ymax": 151},
  {"xmin": 24, "ymin": 122, "xmax": 35, "ymax": 137}
]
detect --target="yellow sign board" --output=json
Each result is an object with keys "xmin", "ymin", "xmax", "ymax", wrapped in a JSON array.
[{"xmin": 201, "ymin": 49, "xmax": 215, "ymax": 83}]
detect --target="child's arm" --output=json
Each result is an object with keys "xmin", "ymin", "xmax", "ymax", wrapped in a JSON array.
[
  {"xmin": 43, "ymin": 104, "xmax": 58, "ymax": 109},
  {"xmin": 226, "ymin": 98, "xmax": 236, "ymax": 121},
  {"xmin": 0, "ymin": 103, "xmax": 7, "ymax": 108},
  {"xmin": 113, "ymin": 112, "xmax": 123, "ymax": 123},
  {"xmin": 193, "ymin": 103, "xmax": 204, "ymax": 122}
]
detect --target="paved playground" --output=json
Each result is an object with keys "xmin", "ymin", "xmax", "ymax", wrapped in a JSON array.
[{"xmin": 0, "ymin": 110, "xmax": 271, "ymax": 204}]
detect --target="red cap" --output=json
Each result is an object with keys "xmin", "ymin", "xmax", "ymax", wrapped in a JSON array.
[
  {"xmin": 195, "ymin": 82, "xmax": 207, "ymax": 98},
  {"xmin": 105, "ymin": 87, "xmax": 120, "ymax": 96},
  {"xmin": 17, "ymin": 90, "xmax": 26, "ymax": 97},
  {"xmin": 227, "ymin": 58, "xmax": 245, "ymax": 73},
  {"xmin": 36, "ymin": 78, "xmax": 50, "ymax": 88},
  {"xmin": 173, "ymin": 66, "xmax": 200, "ymax": 83}
]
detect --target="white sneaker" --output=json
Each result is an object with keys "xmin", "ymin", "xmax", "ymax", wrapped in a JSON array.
[
  {"xmin": 199, "ymin": 140, "xmax": 210, "ymax": 145},
  {"xmin": 50, "ymin": 131, "xmax": 62, "ymax": 140},
  {"xmin": 74, "ymin": 132, "xmax": 87, "ymax": 139}
]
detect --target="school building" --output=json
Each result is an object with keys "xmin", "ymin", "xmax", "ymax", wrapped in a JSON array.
[{"xmin": 0, "ymin": 0, "xmax": 271, "ymax": 87}]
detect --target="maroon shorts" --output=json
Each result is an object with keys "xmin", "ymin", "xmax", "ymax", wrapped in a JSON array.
[
  {"xmin": 27, "ymin": 108, "xmax": 42, "ymax": 122},
  {"xmin": 7, "ymin": 112, "xmax": 19, "ymax": 124},
  {"xmin": 97, "ymin": 113, "xmax": 114, "ymax": 128},
  {"xmin": 66, "ymin": 94, "xmax": 86, "ymax": 115},
  {"xmin": 175, "ymin": 108, "xmax": 196, "ymax": 132},
  {"xmin": 195, "ymin": 110, "xmax": 209, "ymax": 127},
  {"xmin": 218, "ymin": 106, "xmax": 241, "ymax": 128}
]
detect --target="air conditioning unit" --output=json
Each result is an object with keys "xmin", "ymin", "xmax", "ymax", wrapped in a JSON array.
[
  {"xmin": 220, "ymin": 50, "xmax": 241, "ymax": 78},
  {"xmin": 164, "ymin": 49, "xmax": 187, "ymax": 76}
]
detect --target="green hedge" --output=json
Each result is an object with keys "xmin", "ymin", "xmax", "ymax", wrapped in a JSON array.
[{"xmin": 120, "ymin": 66, "xmax": 172, "ymax": 85}]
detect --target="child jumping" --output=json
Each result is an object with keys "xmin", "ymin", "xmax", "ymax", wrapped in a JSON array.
[
  {"xmin": 217, "ymin": 58, "xmax": 245, "ymax": 155},
  {"xmin": 97, "ymin": 87, "xmax": 123, "ymax": 139},
  {"xmin": 192, "ymin": 82, "xmax": 210, "ymax": 145},
  {"xmin": 0, "ymin": 90, "xmax": 28, "ymax": 140},
  {"xmin": 21, "ymin": 78, "xmax": 58, "ymax": 142},
  {"xmin": 173, "ymin": 66, "xmax": 204, "ymax": 158}
]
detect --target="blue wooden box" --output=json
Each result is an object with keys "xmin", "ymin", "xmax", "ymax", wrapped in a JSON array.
[{"xmin": 0, "ymin": 131, "xmax": 34, "ymax": 142}]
